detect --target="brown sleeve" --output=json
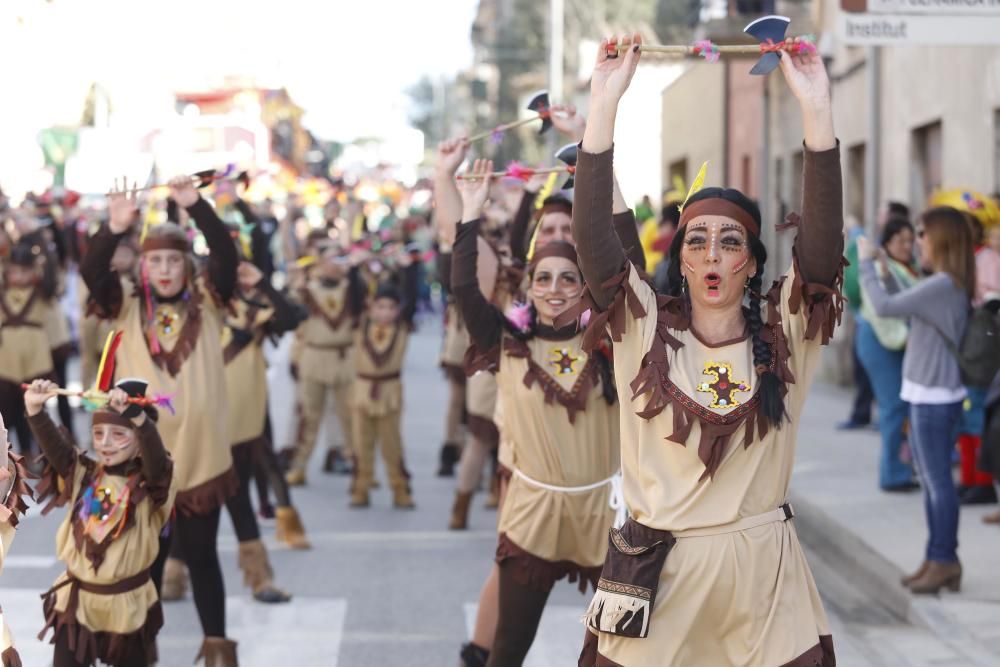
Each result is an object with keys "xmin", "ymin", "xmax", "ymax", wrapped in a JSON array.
[
  {"xmin": 794, "ymin": 142, "xmax": 844, "ymax": 286},
  {"xmin": 135, "ymin": 418, "xmax": 170, "ymax": 484},
  {"xmin": 80, "ymin": 227, "xmax": 127, "ymax": 318},
  {"xmin": 27, "ymin": 411, "xmax": 75, "ymax": 479},
  {"xmin": 613, "ymin": 210, "xmax": 645, "ymax": 271},
  {"xmin": 452, "ymin": 219, "xmax": 508, "ymax": 352},
  {"xmin": 572, "ymin": 145, "xmax": 627, "ymax": 310},
  {"xmin": 509, "ymin": 190, "xmax": 538, "ymax": 264}
]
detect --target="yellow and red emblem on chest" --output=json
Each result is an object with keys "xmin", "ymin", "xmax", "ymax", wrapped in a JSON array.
[
  {"xmin": 696, "ymin": 361, "xmax": 750, "ymax": 409},
  {"xmin": 548, "ymin": 348, "xmax": 581, "ymax": 376},
  {"xmin": 154, "ymin": 305, "xmax": 180, "ymax": 339}
]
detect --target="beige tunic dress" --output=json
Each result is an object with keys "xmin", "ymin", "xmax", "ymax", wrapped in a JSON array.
[
  {"xmin": 0, "ymin": 452, "xmax": 32, "ymax": 667},
  {"xmin": 586, "ymin": 262, "xmax": 839, "ymax": 667},
  {"xmin": 222, "ymin": 294, "xmax": 275, "ymax": 445},
  {"xmin": 0, "ymin": 286, "xmax": 55, "ymax": 383},
  {"xmin": 299, "ymin": 279, "xmax": 356, "ymax": 388},
  {"xmin": 489, "ymin": 331, "xmax": 620, "ymax": 592},
  {"xmin": 351, "ymin": 318, "xmax": 409, "ymax": 416},
  {"xmin": 111, "ymin": 277, "xmax": 237, "ymax": 515}
]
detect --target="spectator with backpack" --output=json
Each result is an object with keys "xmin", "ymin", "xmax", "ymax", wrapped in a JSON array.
[{"xmin": 858, "ymin": 206, "xmax": 976, "ymax": 595}]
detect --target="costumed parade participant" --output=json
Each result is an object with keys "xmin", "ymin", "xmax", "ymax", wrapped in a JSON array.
[
  {"xmin": 0, "ymin": 240, "xmax": 58, "ymax": 457},
  {"xmin": 454, "ymin": 158, "xmax": 622, "ymax": 667},
  {"xmin": 26, "ymin": 377, "xmax": 175, "ymax": 667},
  {"xmin": 222, "ymin": 255, "xmax": 311, "ymax": 558},
  {"xmin": 0, "ymin": 413, "xmax": 34, "ymax": 667},
  {"xmin": 348, "ymin": 249, "xmax": 420, "ymax": 509},
  {"xmin": 574, "ymin": 35, "xmax": 841, "ymax": 666},
  {"xmin": 285, "ymin": 242, "xmax": 366, "ymax": 486},
  {"xmin": 81, "ymin": 178, "xmax": 241, "ymax": 666}
]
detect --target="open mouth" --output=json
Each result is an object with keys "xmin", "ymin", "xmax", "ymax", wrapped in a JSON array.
[
  {"xmin": 546, "ymin": 298, "xmax": 567, "ymax": 308},
  {"xmin": 704, "ymin": 273, "xmax": 721, "ymax": 293}
]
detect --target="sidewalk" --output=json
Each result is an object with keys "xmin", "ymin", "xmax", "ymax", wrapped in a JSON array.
[{"xmin": 792, "ymin": 382, "xmax": 1000, "ymax": 663}]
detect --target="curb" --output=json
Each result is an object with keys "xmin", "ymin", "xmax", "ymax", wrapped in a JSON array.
[
  {"xmin": 791, "ymin": 491, "xmax": 1000, "ymax": 666},
  {"xmin": 789, "ymin": 490, "xmax": 915, "ymax": 624}
]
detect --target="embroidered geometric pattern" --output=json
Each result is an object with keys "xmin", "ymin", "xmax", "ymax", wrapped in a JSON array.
[
  {"xmin": 548, "ymin": 347, "xmax": 581, "ymax": 375},
  {"xmin": 596, "ymin": 578, "xmax": 652, "ymax": 600},
  {"xmin": 695, "ymin": 361, "xmax": 750, "ymax": 410}
]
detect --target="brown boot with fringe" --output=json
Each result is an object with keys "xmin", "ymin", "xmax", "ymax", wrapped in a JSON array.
[
  {"xmin": 275, "ymin": 506, "xmax": 311, "ymax": 550},
  {"xmin": 238, "ymin": 540, "xmax": 291, "ymax": 603},
  {"xmin": 195, "ymin": 637, "xmax": 238, "ymax": 667},
  {"xmin": 160, "ymin": 557, "xmax": 189, "ymax": 601}
]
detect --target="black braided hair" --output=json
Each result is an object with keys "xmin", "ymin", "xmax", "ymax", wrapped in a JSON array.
[{"xmin": 664, "ymin": 187, "xmax": 786, "ymax": 428}]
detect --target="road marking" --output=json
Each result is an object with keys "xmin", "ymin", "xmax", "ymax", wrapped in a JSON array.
[
  {"xmin": 2, "ymin": 555, "xmax": 58, "ymax": 569},
  {"xmin": 464, "ymin": 602, "xmax": 586, "ymax": 667},
  {"xmin": 0, "ymin": 589, "xmax": 347, "ymax": 666},
  {"xmin": 216, "ymin": 530, "xmax": 496, "ymax": 551}
]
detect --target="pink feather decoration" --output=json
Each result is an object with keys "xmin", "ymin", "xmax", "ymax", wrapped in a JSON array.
[
  {"xmin": 580, "ymin": 309, "xmax": 592, "ymax": 328},
  {"xmin": 503, "ymin": 162, "xmax": 535, "ymax": 182},
  {"xmin": 150, "ymin": 393, "xmax": 177, "ymax": 416},
  {"xmin": 504, "ymin": 302, "xmax": 532, "ymax": 333}
]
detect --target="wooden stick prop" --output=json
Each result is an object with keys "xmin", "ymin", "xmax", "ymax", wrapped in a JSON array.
[
  {"xmin": 458, "ymin": 142, "xmax": 579, "ymax": 189},
  {"xmin": 609, "ymin": 16, "xmax": 814, "ymax": 76},
  {"xmin": 468, "ymin": 90, "xmax": 553, "ymax": 144}
]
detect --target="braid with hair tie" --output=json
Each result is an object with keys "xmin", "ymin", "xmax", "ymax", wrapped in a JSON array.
[{"xmin": 745, "ymin": 268, "xmax": 787, "ymax": 427}]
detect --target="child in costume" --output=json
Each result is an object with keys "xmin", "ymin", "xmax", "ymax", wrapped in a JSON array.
[
  {"xmin": 348, "ymin": 253, "xmax": 420, "ymax": 509},
  {"xmin": 0, "ymin": 413, "xmax": 34, "ymax": 667},
  {"xmin": 285, "ymin": 244, "xmax": 366, "ymax": 486},
  {"xmin": 80, "ymin": 177, "xmax": 241, "ymax": 666},
  {"xmin": 222, "ymin": 256, "xmax": 310, "ymax": 576},
  {"xmin": 26, "ymin": 377, "xmax": 174, "ymax": 667},
  {"xmin": 0, "ymin": 241, "xmax": 57, "ymax": 457}
]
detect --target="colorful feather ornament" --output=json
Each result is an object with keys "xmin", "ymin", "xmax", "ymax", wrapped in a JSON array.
[
  {"xmin": 525, "ymin": 223, "xmax": 542, "ymax": 263},
  {"xmin": 504, "ymin": 162, "xmax": 535, "ymax": 182},
  {"xmin": 534, "ymin": 172, "xmax": 561, "ymax": 210},
  {"xmin": 140, "ymin": 258, "xmax": 161, "ymax": 355},
  {"xmin": 504, "ymin": 301, "xmax": 533, "ymax": 333},
  {"xmin": 96, "ymin": 330, "xmax": 124, "ymax": 392},
  {"xmin": 679, "ymin": 161, "xmax": 709, "ymax": 213}
]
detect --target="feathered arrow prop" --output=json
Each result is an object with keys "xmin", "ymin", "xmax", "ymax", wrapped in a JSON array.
[
  {"xmin": 607, "ymin": 16, "xmax": 815, "ymax": 76},
  {"xmin": 468, "ymin": 90, "xmax": 554, "ymax": 144},
  {"xmin": 130, "ymin": 163, "xmax": 250, "ymax": 193}
]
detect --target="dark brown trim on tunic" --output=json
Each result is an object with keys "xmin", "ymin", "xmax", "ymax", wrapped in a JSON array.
[
  {"xmin": 501, "ymin": 337, "xmax": 598, "ymax": 424},
  {"xmin": 781, "ymin": 635, "xmax": 836, "ymax": 667},
  {"xmin": 174, "ymin": 465, "xmax": 239, "ymax": 517},
  {"xmin": 1, "ymin": 452, "xmax": 34, "ymax": 528},
  {"xmin": 496, "ymin": 532, "xmax": 601, "ymax": 594},
  {"xmin": 577, "ymin": 631, "xmax": 625, "ymax": 667},
  {"xmin": 301, "ymin": 283, "xmax": 356, "ymax": 332},
  {"xmin": 39, "ymin": 572, "xmax": 164, "ymax": 667},
  {"xmin": 0, "ymin": 286, "xmax": 42, "ymax": 329},
  {"xmin": 466, "ymin": 415, "xmax": 499, "ymax": 448},
  {"xmin": 144, "ymin": 285, "xmax": 205, "ymax": 377},
  {"xmin": 1, "ymin": 646, "xmax": 23, "ymax": 667}
]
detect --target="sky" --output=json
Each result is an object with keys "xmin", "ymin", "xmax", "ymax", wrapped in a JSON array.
[{"xmin": 0, "ymin": 0, "xmax": 479, "ymax": 141}]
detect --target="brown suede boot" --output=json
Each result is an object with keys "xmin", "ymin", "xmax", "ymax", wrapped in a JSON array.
[
  {"xmin": 285, "ymin": 468, "xmax": 306, "ymax": 487},
  {"xmin": 907, "ymin": 560, "xmax": 962, "ymax": 594},
  {"xmin": 160, "ymin": 557, "xmax": 189, "ymax": 601},
  {"xmin": 238, "ymin": 540, "xmax": 291, "ymax": 603},
  {"xmin": 393, "ymin": 486, "xmax": 416, "ymax": 509},
  {"xmin": 275, "ymin": 507, "xmax": 311, "ymax": 550},
  {"xmin": 982, "ymin": 510, "xmax": 1000, "ymax": 524},
  {"xmin": 449, "ymin": 491, "xmax": 473, "ymax": 530},
  {"xmin": 900, "ymin": 560, "xmax": 929, "ymax": 587},
  {"xmin": 195, "ymin": 637, "xmax": 238, "ymax": 667},
  {"xmin": 349, "ymin": 489, "xmax": 370, "ymax": 508}
]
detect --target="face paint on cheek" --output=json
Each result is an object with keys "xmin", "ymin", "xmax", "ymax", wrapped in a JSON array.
[
  {"xmin": 682, "ymin": 259, "xmax": 696, "ymax": 274},
  {"xmin": 732, "ymin": 254, "xmax": 750, "ymax": 275}
]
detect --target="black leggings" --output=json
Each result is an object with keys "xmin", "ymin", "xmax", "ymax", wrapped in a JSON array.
[
  {"xmin": 487, "ymin": 562, "xmax": 552, "ymax": 667},
  {"xmin": 0, "ymin": 379, "xmax": 33, "ymax": 456},
  {"xmin": 157, "ymin": 508, "xmax": 227, "ymax": 638},
  {"xmin": 254, "ymin": 413, "xmax": 292, "ymax": 509},
  {"xmin": 225, "ymin": 441, "xmax": 262, "ymax": 542}
]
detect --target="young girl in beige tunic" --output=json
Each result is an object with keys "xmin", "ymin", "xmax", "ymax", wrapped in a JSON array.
[
  {"xmin": 26, "ymin": 378, "xmax": 175, "ymax": 667},
  {"xmin": 0, "ymin": 415, "xmax": 33, "ymax": 667},
  {"xmin": 574, "ymin": 35, "xmax": 843, "ymax": 667},
  {"xmin": 453, "ymin": 159, "xmax": 622, "ymax": 667},
  {"xmin": 80, "ymin": 179, "xmax": 240, "ymax": 666},
  {"xmin": 0, "ymin": 242, "xmax": 57, "ymax": 458}
]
